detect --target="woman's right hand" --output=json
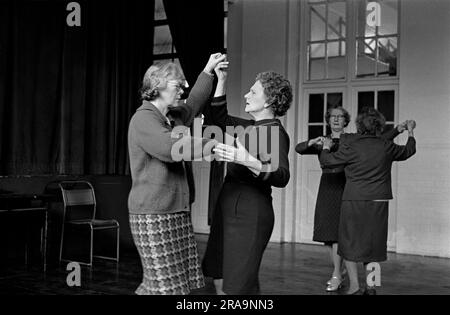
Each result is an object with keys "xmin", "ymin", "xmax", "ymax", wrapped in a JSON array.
[
  {"xmin": 308, "ymin": 136, "xmax": 324, "ymax": 147},
  {"xmin": 204, "ymin": 53, "xmax": 227, "ymax": 75},
  {"xmin": 214, "ymin": 61, "xmax": 229, "ymax": 82},
  {"xmin": 406, "ymin": 120, "xmax": 416, "ymax": 131}
]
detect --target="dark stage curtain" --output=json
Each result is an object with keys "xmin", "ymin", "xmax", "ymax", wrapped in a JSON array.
[
  {"xmin": 0, "ymin": 0, "xmax": 154, "ymax": 175},
  {"xmin": 163, "ymin": 0, "xmax": 225, "ymax": 224}
]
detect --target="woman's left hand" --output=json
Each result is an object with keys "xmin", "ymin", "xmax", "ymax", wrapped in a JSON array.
[{"xmin": 214, "ymin": 138, "xmax": 253, "ymax": 164}]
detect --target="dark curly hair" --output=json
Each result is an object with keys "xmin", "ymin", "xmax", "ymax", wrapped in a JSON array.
[
  {"xmin": 140, "ymin": 62, "xmax": 184, "ymax": 101},
  {"xmin": 356, "ymin": 107, "xmax": 386, "ymax": 136},
  {"xmin": 255, "ymin": 71, "xmax": 293, "ymax": 117},
  {"xmin": 325, "ymin": 106, "xmax": 351, "ymax": 127}
]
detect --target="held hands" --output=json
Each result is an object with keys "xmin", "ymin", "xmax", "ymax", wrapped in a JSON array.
[
  {"xmin": 322, "ymin": 137, "xmax": 333, "ymax": 150},
  {"xmin": 406, "ymin": 120, "xmax": 416, "ymax": 132},
  {"xmin": 204, "ymin": 53, "xmax": 227, "ymax": 75},
  {"xmin": 396, "ymin": 121, "xmax": 408, "ymax": 133},
  {"xmin": 308, "ymin": 136, "xmax": 325, "ymax": 147},
  {"xmin": 214, "ymin": 60, "xmax": 229, "ymax": 82},
  {"xmin": 396, "ymin": 120, "xmax": 416, "ymax": 133},
  {"xmin": 213, "ymin": 138, "xmax": 254, "ymax": 164}
]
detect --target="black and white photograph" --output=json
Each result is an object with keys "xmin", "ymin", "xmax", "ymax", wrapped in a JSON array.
[{"xmin": 0, "ymin": 0, "xmax": 449, "ymax": 300}]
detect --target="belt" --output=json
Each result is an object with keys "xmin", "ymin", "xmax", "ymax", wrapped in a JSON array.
[{"xmin": 322, "ymin": 167, "xmax": 344, "ymax": 174}]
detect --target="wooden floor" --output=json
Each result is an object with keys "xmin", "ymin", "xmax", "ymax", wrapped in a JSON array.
[{"xmin": 1, "ymin": 234, "xmax": 450, "ymax": 295}]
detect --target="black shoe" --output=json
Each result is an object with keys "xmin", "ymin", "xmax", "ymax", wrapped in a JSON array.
[
  {"xmin": 363, "ymin": 287, "xmax": 377, "ymax": 295},
  {"xmin": 345, "ymin": 289, "xmax": 363, "ymax": 295}
]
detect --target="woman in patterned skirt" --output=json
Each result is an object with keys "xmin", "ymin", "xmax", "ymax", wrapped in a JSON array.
[
  {"xmin": 296, "ymin": 107, "xmax": 404, "ymax": 292},
  {"xmin": 127, "ymin": 54, "xmax": 225, "ymax": 295}
]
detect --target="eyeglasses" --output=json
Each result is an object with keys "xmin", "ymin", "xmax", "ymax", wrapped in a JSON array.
[
  {"xmin": 168, "ymin": 80, "xmax": 185, "ymax": 92},
  {"xmin": 330, "ymin": 115, "xmax": 345, "ymax": 119}
]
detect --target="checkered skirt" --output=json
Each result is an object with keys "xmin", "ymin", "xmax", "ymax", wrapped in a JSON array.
[{"xmin": 129, "ymin": 212, "xmax": 204, "ymax": 295}]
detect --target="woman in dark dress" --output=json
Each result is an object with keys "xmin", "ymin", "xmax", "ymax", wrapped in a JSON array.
[
  {"xmin": 320, "ymin": 109, "xmax": 416, "ymax": 295},
  {"xmin": 295, "ymin": 106, "xmax": 351, "ymax": 291},
  {"xmin": 296, "ymin": 107, "xmax": 405, "ymax": 292},
  {"xmin": 202, "ymin": 62, "xmax": 292, "ymax": 294}
]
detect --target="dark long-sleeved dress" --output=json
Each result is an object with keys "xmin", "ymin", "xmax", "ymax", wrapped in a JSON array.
[
  {"xmin": 202, "ymin": 95, "xmax": 290, "ymax": 295},
  {"xmin": 295, "ymin": 129, "xmax": 400, "ymax": 245},
  {"xmin": 319, "ymin": 133, "xmax": 416, "ymax": 262}
]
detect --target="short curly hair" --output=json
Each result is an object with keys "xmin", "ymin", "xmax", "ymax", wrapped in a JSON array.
[
  {"xmin": 356, "ymin": 107, "xmax": 386, "ymax": 136},
  {"xmin": 255, "ymin": 71, "xmax": 293, "ymax": 117},
  {"xmin": 325, "ymin": 106, "xmax": 351, "ymax": 127},
  {"xmin": 140, "ymin": 62, "xmax": 185, "ymax": 101}
]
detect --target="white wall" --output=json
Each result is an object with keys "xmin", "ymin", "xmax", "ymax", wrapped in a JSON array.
[{"xmin": 396, "ymin": 0, "xmax": 450, "ymax": 257}]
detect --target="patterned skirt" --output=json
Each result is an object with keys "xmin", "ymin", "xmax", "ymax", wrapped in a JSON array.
[{"xmin": 129, "ymin": 212, "xmax": 204, "ymax": 295}]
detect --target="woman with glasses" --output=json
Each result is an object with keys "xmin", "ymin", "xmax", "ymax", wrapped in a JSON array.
[
  {"xmin": 127, "ymin": 53, "xmax": 225, "ymax": 295},
  {"xmin": 295, "ymin": 106, "xmax": 405, "ymax": 292}
]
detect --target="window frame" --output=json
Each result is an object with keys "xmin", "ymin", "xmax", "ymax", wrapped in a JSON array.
[{"xmin": 302, "ymin": 0, "xmax": 401, "ymax": 85}]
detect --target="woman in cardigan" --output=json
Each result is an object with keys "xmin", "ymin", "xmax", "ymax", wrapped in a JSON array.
[
  {"xmin": 295, "ymin": 108, "xmax": 406, "ymax": 292},
  {"xmin": 127, "ymin": 53, "xmax": 225, "ymax": 295},
  {"xmin": 320, "ymin": 108, "xmax": 416, "ymax": 295},
  {"xmin": 202, "ymin": 61, "xmax": 292, "ymax": 295}
]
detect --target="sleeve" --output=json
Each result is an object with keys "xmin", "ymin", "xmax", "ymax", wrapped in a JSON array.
[
  {"xmin": 319, "ymin": 136, "xmax": 354, "ymax": 167},
  {"xmin": 133, "ymin": 111, "xmax": 216, "ymax": 162},
  {"xmin": 254, "ymin": 128, "xmax": 290, "ymax": 188},
  {"xmin": 389, "ymin": 136, "xmax": 416, "ymax": 161},
  {"xmin": 168, "ymin": 71, "xmax": 214, "ymax": 127},
  {"xmin": 208, "ymin": 95, "xmax": 254, "ymax": 130},
  {"xmin": 295, "ymin": 140, "xmax": 321, "ymax": 155},
  {"xmin": 380, "ymin": 127, "xmax": 400, "ymax": 141}
]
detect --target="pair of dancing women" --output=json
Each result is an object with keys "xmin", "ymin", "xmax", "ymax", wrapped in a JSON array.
[{"xmin": 127, "ymin": 52, "xmax": 292, "ymax": 295}]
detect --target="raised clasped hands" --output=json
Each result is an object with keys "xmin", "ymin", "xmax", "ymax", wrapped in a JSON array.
[
  {"xmin": 406, "ymin": 119, "xmax": 416, "ymax": 131},
  {"xmin": 204, "ymin": 53, "xmax": 227, "ymax": 75},
  {"xmin": 214, "ymin": 59, "xmax": 229, "ymax": 82}
]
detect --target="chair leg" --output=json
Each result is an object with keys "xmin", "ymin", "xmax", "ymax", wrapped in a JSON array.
[
  {"xmin": 89, "ymin": 228, "xmax": 93, "ymax": 266},
  {"xmin": 59, "ymin": 225, "xmax": 65, "ymax": 264},
  {"xmin": 116, "ymin": 227, "xmax": 120, "ymax": 263}
]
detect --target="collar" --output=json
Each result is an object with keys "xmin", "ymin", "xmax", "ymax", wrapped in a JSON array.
[{"xmin": 137, "ymin": 101, "xmax": 172, "ymax": 126}]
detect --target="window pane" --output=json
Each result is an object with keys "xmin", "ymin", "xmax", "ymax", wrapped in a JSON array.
[
  {"xmin": 327, "ymin": 41, "xmax": 345, "ymax": 79},
  {"xmin": 358, "ymin": 91, "xmax": 375, "ymax": 113},
  {"xmin": 327, "ymin": 93, "xmax": 343, "ymax": 109},
  {"xmin": 224, "ymin": 0, "xmax": 228, "ymax": 12},
  {"xmin": 356, "ymin": 39, "xmax": 375, "ymax": 77},
  {"xmin": 309, "ymin": 126, "xmax": 324, "ymax": 139},
  {"xmin": 327, "ymin": 1, "xmax": 346, "ymax": 40},
  {"xmin": 356, "ymin": 0, "xmax": 376, "ymax": 37},
  {"xmin": 309, "ymin": 94, "xmax": 324, "ymax": 123},
  {"xmin": 310, "ymin": 5, "xmax": 326, "ymax": 41},
  {"xmin": 311, "ymin": 43, "xmax": 325, "ymax": 58},
  {"xmin": 378, "ymin": 37, "xmax": 397, "ymax": 76},
  {"xmin": 154, "ymin": 0, "xmax": 166, "ymax": 21},
  {"xmin": 309, "ymin": 44, "xmax": 326, "ymax": 80},
  {"xmin": 154, "ymin": 25, "xmax": 174, "ymax": 55},
  {"xmin": 379, "ymin": 0, "xmax": 398, "ymax": 36},
  {"xmin": 378, "ymin": 90, "xmax": 395, "ymax": 121}
]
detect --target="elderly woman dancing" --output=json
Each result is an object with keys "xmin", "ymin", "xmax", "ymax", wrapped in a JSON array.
[
  {"xmin": 202, "ymin": 60, "xmax": 292, "ymax": 295},
  {"xmin": 127, "ymin": 53, "xmax": 225, "ymax": 295},
  {"xmin": 320, "ymin": 107, "xmax": 416, "ymax": 295}
]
